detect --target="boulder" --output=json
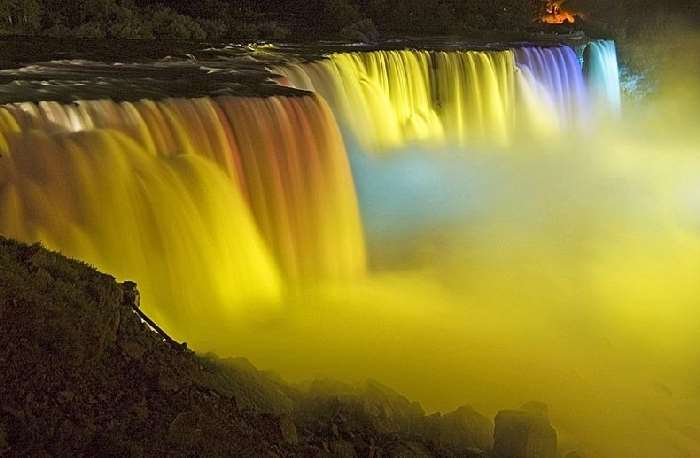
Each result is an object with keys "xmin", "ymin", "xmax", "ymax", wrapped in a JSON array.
[
  {"xmin": 295, "ymin": 379, "xmax": 425, "ymax": 437},
  {"xmin": 438, "ymin": 405, "xmax": 494, "ymax": 451},
  {"xmin": 418, "ymin": 405, "xmax": 493, "ymax": 453},
  {"xmin": 520, "ymin": 401, "xmax": 549, "ymax": 418},
  {"xmin": 362, "ymin": 379, "xmax": 425, "ymax": 434},
  {"xmin": 206, "ymin": 357, "xmax": 294, "ymax": 415},
  {"xmin": 493, "ymin": 408, "xmax": 557, "ymax": 458}
]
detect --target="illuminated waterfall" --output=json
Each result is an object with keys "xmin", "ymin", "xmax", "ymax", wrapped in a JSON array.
[
  {"xmin": 0, "ymin": 127, "xmax": 283, "ymax": 330},
  {"xmin": 280, "ymin": 50, "xmax": 445, "ymax": 151},
  {"xmin": 583, "ymin": 40, "xmax": 622, "ymax": 117},
  {"xmin": 279, "ymin": 43, "xmax": 620, "ymax": 151},
  {"xmin": 0, "ymin": 40, "xmax": 622, "ymax": 336},
  {"xmin": 0, "ymin": 95, "xmax": 366, "ymax": 334},
  {"xmin": 433, "ymin": 51, "xmax": 517, "ymax": 147},
  {"xmin": 514, "ymin": 46, "xmax": 590, "ymax": 129},
  {"xmin": 279, "ymin": 50, "xmax": 518, "ymax": 151}
]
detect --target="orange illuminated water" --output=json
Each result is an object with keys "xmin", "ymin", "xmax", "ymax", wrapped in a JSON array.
[{"xmin": 0, "ymin": 95, "xmax": 365, "ymax": 331}]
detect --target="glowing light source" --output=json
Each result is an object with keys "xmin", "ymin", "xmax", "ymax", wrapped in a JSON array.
[{"xmin": 543, "ymin": 1, "xmax": 577, "ymax": 24}]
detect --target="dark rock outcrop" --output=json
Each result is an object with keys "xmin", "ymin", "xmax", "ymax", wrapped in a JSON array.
[
  {"xmin": 493, "ymin": 403, "xmax": 558, "ymax": 458},
  {"xmin": 201, "ymin": 356, "xmax": 295, "ymax": 415},
  {"xmin": 0, "ymin": 238, "xmax": 292, "ymax": 456},
  {"xmin": 291, "ymin": 378, "xmax": 430, "ymax": 455},
  {"xmin": 0, "ymin": 237, "xmax": 570, "ymax": 457},
  {"xmin": 423, "ymin": 405, "xmax": 493, "ymax": 452}
]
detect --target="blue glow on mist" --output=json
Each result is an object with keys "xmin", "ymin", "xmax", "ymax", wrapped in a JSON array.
[{"xmin": 344, "ymin": 134, "xmax": 493, "ymax": 241}]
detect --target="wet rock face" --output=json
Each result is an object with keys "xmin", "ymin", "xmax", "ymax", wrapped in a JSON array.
[{"xmin": 493, "ymin": 407, "xmax": 557, "ymax": 458}]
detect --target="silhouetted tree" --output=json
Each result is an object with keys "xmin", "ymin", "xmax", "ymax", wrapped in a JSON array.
[
  {"xmin": 0, "ymin": 0, "xmax": 575, "ymax": 40},
  {"xmin": 0, "ymin": 0, "xmax": 42, "ymax": 32},
  {"xmin": 109, "ymin": 5, "xmax": 153, "ymax": 39},
  {"xmin": 149, "ymin": 5, "xmax": 206, "ymax": 40}
]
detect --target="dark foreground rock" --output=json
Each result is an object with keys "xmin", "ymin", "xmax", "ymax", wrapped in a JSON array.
[
  {"xmin": 493, "ymin": 405, "xmax": 558, "ymax": 458},
  {"xmin": 0, "ymin": 237, "xmax": 564, "ymax": 457},
  {"xmin": 0, "ymin": 238, "xmax": 289, "ymax": 456}
]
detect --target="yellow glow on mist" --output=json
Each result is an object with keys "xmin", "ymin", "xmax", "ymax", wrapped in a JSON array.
[{"xmin": 1, "ymin": 36, "xmax": 699, "ymax": 458}]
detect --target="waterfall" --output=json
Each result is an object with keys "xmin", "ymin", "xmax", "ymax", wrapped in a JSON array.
[
  {"xmin": 0, "ymin": 95, "xmax": 366, "ymax": 334},
  {"xmin": 514, "ymin": 45, "xmax": 590, "ymax": 129},
  {"xmin": 0, "ymin": 40, "xmax": 622, "ymax": 336},
  {"xmin": 280, "ymin": 50, "xmax": 446, "ymax": 151},
  {"xmin": 279, "ymin": 49, "xmax": 518, "ymax": 151},
  {"xmin": 583, "ymin": 40, "xmax": 622, "ymax": 117},
  {"xmin": 278, "ymin": 43, "xmax": 619, "ymax": 152}
]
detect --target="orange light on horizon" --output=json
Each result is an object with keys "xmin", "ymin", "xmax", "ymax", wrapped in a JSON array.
[{"xmin": 543, "ymin": 1, "xmax": 577, "ymax": 24}]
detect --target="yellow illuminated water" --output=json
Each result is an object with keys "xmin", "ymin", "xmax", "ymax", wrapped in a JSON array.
[
  {"xmin": 0, "ymin": 95, "xmax": 366, "ymax": 331},
  {"xmin": 0, "ymin": 127, "xmax": 282, "ymax": 330},
  {"xmin": 0, "ymin": 40, "xmax": 699, "ymax": 458},
  {"xmin": 278, "ymin": 49, "xmax": 578, "ymax": 151}
]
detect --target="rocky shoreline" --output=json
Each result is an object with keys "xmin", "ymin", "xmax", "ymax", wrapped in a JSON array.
[{"xmin": 0, "ymin": 237, "xmax": 573, "ymax": 457}]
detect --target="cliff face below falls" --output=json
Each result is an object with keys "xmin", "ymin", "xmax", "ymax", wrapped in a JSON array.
[{"xmin": 0, "ymin": 237, "xmax": 567, "ymax": 457}]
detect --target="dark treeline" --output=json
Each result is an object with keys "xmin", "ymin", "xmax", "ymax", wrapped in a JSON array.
[
  {"xmin": 1, "ymin": 0, "xmax": 696, "ymax": 42},
  {"xmin": 569, "ymin": 0, "xmax": 700, "ymax": 39},
  {"xmin": 0, "ymin": 0, "xmax": 551, "ymax": 41}
]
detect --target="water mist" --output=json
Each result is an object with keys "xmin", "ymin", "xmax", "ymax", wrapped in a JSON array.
[{"xmin": 1, "ymin": 38, "xmax": 698, "ymax": 458}]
